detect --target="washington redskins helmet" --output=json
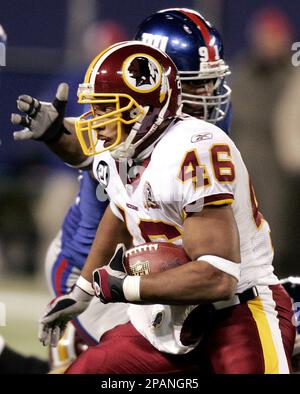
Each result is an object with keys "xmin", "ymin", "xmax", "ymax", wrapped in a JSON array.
[
  {"xmin": 135, "ymin": 8, "xmax": 231, "ymax": 124},
  {"xmin": 75, "ymin": 41, "xmax": 181, "ymax": 159}
]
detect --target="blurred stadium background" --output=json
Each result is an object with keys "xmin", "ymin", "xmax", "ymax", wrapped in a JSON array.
[{"xmin": 1, "ymin": 0, "xmax": 300, "ymax": 361}]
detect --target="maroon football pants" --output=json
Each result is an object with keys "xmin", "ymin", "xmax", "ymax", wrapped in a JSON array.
[{"xmin": 66, "ymin": 284, "xmax": 295, "ymax": 374}]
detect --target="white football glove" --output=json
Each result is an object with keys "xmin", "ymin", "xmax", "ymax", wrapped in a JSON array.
[
  {"xmin": 11, "ymin": 82, "xmax": 69, "ymax": 142},
  {"xmin": 38, "ymin": 281, "xmax": 93, "ymax": 347}
]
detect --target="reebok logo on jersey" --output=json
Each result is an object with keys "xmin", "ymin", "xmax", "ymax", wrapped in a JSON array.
[
  {"xmin": 191, "ymin": 132, "xmax": 213, "ymax": 143},
  {"xmin": 126, "ymin": 203, "xmax": 138, "ymax": 211}
]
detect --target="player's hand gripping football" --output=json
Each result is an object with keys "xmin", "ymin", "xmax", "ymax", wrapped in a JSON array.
[
  {"xmin": 93, "ymin": 244, "xmax": 129, "ymax": 304},
  {"xmin": 38, "ymin": 282, "xmax": 93, "ymax": 347},
  {"xmin": 11, "ymin": 82, "xmax": 69, "ymax": 142}
]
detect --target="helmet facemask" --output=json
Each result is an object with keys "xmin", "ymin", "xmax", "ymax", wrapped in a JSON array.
[
  {"xmin": 75, "ymin": 85, "xmax": 174, "ymax": 160},
  {"xmin": 180, "ymin": 59, "xmax": 231, "ymax": 124},
  {"xmin": 75, "ymin": 85, "xmax": 146, "ymax": 157}
]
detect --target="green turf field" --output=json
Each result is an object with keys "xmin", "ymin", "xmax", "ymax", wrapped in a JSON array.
[{"xmin": 0, "ymin": 275, "xmax": 49, "ymax": 360}]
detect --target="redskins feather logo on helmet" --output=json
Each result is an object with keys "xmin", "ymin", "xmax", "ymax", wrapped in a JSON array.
[{"xmin": 123, "ymin": 54, "xmax": 162, "ymax": 92}]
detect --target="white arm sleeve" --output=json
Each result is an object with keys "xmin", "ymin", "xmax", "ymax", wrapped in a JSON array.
[{"xmin": 197, "ymin": 255, "xmax": 240, "ymax": 281}]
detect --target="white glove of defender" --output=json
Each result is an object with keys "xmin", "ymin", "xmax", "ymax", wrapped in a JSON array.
[
  {"xmin": 38, "ymin": 279, "xmax": 93, "ymax": 347},
  {"xmin": 11, "ymin": 82, "xmax": 69, "ymax": 142}
]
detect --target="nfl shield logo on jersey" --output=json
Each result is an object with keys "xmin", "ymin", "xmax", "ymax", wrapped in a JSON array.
[{"xmin": 143, "ymin": 181, "xmax": 160, "ymax": 209}]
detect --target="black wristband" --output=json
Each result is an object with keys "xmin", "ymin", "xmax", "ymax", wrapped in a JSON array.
[
  {"xmin": 36, "ymin": 98, "xmax": 70, "ymax": 143},
  {"xmin": 36, "ymin": 120, "xmax": 71, "ymax": 143}
]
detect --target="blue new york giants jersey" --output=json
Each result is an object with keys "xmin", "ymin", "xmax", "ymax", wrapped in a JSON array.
[{"xmin": 61, "ymin": 171, "xmax": 108, "ymax": 268}]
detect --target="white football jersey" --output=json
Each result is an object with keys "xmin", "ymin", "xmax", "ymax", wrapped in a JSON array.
[{"xmin": 93, "ymin": 116, "xmax": 278, "ymax": 354}]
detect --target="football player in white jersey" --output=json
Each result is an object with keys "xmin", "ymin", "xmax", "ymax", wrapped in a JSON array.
[
  {"xmin": 11, "ymin": 9, "xmax": 237, "ymax": 373},
  {"xmin": 20, "ymin": 40, "xmax": 294, "ymax": 374}
]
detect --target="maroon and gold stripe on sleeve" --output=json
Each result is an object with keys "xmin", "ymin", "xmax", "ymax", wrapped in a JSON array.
[
  {"xmin": 204, "ymin": 193, "xmax": 234, "ymax": 206},
  {"xmin": 183, "ymin": 193, "xmax": 234, "ymax": 217}
]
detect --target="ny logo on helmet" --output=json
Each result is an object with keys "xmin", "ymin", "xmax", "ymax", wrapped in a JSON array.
[
  {"xmin": 141, "ymin": 32, "xmax": 169, "ymax": 52},
  {"xmin": 123, "ymin": 54, "xmax": 162, "ymax": 93}
]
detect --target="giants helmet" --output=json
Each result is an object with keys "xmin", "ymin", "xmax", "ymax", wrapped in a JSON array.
[
  {"xmin": 75, "ymin": 41, "xmax": 181, "ymax": 159},
  {"xmin": 135, "ymin": 8, "xmax": 231, "ymax": 123}
]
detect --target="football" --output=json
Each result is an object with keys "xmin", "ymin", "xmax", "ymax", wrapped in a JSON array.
[{"xmin": 124, "ymin": 242, "xmax": 190, "ymax": 276}]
